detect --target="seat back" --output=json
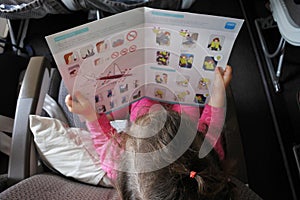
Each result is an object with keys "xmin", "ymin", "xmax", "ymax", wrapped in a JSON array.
[
  {"xmin": 7, "ymin": 56, "xmax": 89, "ymax": 187},
  {"xmin": 0, "ymin": 52, "xmax": 29, "ymax": 176},
  {"xmin": 7, "ymin": 57, "xmax": 51, "ymax": 186}
]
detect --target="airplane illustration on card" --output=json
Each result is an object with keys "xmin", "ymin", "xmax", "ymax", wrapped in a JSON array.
[{"xmin": 97, "ymin": 63, "xmax": 132, "ymax": 81}]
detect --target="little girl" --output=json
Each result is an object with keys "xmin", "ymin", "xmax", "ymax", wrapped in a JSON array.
[{"xmin": 65, "ymin": 65, "xmax": 235, "ymax": 199}]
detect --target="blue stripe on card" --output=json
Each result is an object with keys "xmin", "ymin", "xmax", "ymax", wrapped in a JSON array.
[
  {"xmin": 151, "ymin": 11, "xmax": 184, "ymax": 18},
  {"xmin": 54, "ymin": 27, "xmax": 89, "ymax": 42}
]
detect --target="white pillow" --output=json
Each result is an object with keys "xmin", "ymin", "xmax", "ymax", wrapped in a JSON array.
[{"xmin": 29, "ymin": 115, "xmax": 106, "ymax": 185}]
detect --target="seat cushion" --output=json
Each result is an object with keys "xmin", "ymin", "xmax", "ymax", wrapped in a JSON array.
[{"xmin": 0, "ymin": 173, "xmax": 119, "ymax": 200}]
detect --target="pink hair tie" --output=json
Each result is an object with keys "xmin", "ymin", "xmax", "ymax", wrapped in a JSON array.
[{"xmin": 190, "ymin": 171, "xmax": 197, "ymax": 178}]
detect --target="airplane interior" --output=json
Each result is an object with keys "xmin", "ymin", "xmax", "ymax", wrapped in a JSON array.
[{"xmin": 0, "ymin": 0, "xmax": 299, "ymax": 199}]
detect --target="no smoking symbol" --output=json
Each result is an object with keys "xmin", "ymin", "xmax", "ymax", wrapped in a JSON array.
[{"xmin": 126, "ymin": 30, "xmax": 137, "ymax": 41}]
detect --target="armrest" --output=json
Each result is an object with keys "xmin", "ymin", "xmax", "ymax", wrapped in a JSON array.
[
  {"xmin": 0, "ymin": 114, "xmax": 14, "ymax": 156},
  {"xmin": 7, "ymin": 56, "xmax": 51, "ymax": 186}
]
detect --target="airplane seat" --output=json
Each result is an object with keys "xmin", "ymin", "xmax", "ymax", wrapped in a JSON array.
[
  {"xmin": 0, "ymin": 51, "xmax": 29, "ymax": 176},
  {"xmin": 255, "ymin": 0, "xmax": 300, "ymax": 92},
  {"xmin": 0, "ymin": 56, "xmax": 264, "ymax": 199}
]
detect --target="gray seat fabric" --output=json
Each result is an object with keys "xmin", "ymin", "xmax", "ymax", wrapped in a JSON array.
[
  {"xmin": 0, "ymin": 173, "xmax": 120, "ymax": 200},
  {"xmin": 0, "ymin": 0, "xmax": 71, "ymax": 19}
]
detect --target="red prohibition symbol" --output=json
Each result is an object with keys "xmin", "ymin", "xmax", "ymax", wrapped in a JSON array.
[
  {"xmin": 111, "ymin": 51, "xmax": 119, "ymax": 59},
  {"xmin": 129, "ymin": 45, "xmax": 137, "ymax": 52},
  {"xmin": 126, "ymin": 30, "xmax": 137, "ymax": 41},
  {"xmin": 120, "ymin": 48, "xmax": 128, "ymax": 55}
]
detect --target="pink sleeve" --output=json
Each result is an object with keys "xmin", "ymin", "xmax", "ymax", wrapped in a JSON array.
[
  {"xmin": 171, "ymin": 104, "xmax": 202, "ymax": 121},
  {"xmin": 86, "ymin": 114, "xmax": 123, "ymax": 180},
  {"xmin": 198, "ymin": 105, "xmax": 225, "ymax": 160}
]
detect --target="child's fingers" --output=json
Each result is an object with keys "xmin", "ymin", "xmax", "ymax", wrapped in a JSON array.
[
  {"xmin": 223, "ymin": 65, "xmax": 232, "ymax": 87},
  {"xmin": 214, "ymin": 66, "xmax": 232, "ymax": 88},
  {"xmin": 224, "ymin": 65, "xmax": 232, "ymax": 76},
  {"xmin": 213, "ymin": 67, "xmax": 224, "ymax": 88},
  {"xmin": 65, "ymin": 94, "xmax": 73, "ymax": 108}
]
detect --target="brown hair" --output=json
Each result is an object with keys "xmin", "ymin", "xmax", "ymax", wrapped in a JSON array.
[{"xmin": 115, "ymin": 108, "xmax": 236, "ymax": 200}]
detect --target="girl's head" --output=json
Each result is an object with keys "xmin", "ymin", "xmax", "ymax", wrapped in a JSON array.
[{"xmin": 115, "ymin": 107, "xmax": 236, "ymax": 200}]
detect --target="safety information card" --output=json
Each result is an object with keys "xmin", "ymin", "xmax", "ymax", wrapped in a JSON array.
[{"xmin": 46, "ymin": 7, "xmax": 244, "ymax": 114}]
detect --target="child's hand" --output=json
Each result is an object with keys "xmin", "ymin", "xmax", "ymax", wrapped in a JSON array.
[
  {"xmin": 215, "ymin": 65, "xmax": 232, "ymax": 88},
  {"xmin": 208, "ymin": 65, "xmax": 232, "ymax": 108},
  {"xmin": 65, "ymin": 91, "xmax": 99, "ymax": 122},
  {"xmin": 221, "ymin": 65, "xmax": 232, "ymax": 88}
]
